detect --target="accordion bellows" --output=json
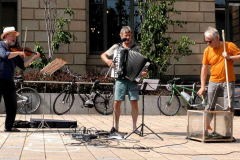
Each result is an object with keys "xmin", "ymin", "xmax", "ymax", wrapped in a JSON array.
[{"xmin": 111, "ymin": 48, "xmax": 148, "ymax": 81}]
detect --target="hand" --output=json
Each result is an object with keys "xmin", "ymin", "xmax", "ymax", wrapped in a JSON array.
[
  {"xmin": 107, "ymin": 59, "xmax": 115, "ymax": 68},
  {"xmin": 34, "ymin": 52, "xmax": 41, "ymax": 59},
  {"xmin": 222, "ymin": 52, "xmax": 230, "ymax": 60},
  {"xmin": 18, "ymin": 51, "xmax": 26, "ymax": 59},
  {"xmin": 141, "ymin": 69, "xmax": 148, "ymax": 77},
  {"xmin": 197, "ymin": 87, "xmax": 205, "ymax": 96}
]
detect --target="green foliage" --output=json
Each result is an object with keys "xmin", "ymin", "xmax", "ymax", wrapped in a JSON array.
[
  {"xmin": 64, "ymin": 7, "xmax": 75, "ymax": 16},
  {"xmin": 27, "ymin": 42, "xmax": 49, "ymax": 70},
  {"xmin": 137, "ymin": 0, "xmax": 195, "ymax": 79},
  {"xmin": 52, "ymin": 7, "xmax": 77, "ymax": 52}
]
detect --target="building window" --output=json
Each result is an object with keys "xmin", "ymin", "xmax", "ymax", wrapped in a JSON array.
[
  {"xmin": 89, "ymin": 0, "xmax": 139, "ymax": 55},
  {"xmin": 0, "ymin": 0, "xmax": 17, "ymax": 37},
  {"xmin": 228, "ymin": 3, "xmax": 240, "ymax": 47},
  {"xmin": 215, "ymin": 0, "xmax": 240, "ymax": 48}
]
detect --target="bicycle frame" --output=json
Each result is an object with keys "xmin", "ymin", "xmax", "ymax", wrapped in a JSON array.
[
  {"xmin": 66, "ymin": 78, "xmax": 109, "ymax": 107},
  {"xmin": 66, "ymin": 81, "xmax": 92, "ymax": 107},
  {"xmin": 52, "ymin": 68, "xmax": 114, "ymax": 116},
  {"xmin": 171, "ymin": 84, "xmax": 204, "ymax": 106}
]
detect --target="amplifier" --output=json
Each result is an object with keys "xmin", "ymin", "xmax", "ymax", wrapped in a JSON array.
[{"xmin": 30, "ymin": 118, "xmax": 77, "ymax": 128}]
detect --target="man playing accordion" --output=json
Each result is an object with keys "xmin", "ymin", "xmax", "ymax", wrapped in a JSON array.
[{"xmin": 101, "ymin": 26, "xmax": 147, "ymax": 133}]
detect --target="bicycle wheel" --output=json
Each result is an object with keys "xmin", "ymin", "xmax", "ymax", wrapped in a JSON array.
[
  {"xmin": 158, "ymin": 91, "xmax": 181, "ymax": 116},
  {"xmin": 53, "ymin": 90, "xmax": 74, "ymax": 115},
  {"xmin": 94, "ymin": 91, "xmax": 114, "ymax": 115},
  {"xmin": 194, "ymin": 92, "xmax": 208, "ymax": 110},
  {"xmin": 17, "ymin": 87, "xmax": 41, "ymax": 114}
]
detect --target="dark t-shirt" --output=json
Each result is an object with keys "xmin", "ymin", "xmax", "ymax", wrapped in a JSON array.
[{"xmin": 0, "ymin": 41, "xmax": 25, "ymax": 82}]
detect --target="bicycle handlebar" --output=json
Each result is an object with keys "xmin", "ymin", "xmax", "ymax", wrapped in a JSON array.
[
  {"xmin": 65, "ymin": 69, "xmax": 101, "ymax": 87},
  {"xmin": 66, "ymin": 68, "xmax": 82, "ymax": 80},
  {"xmin": 167, "ymin": 77, "xmax": 180, "ymax": 84},
  {"xmin": 14, "ymin": 75, "xmax": 23, "ymax": 83}
]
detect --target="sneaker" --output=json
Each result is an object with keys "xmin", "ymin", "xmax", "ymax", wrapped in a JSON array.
[{"xmin": 209, "ymin": 132, "xmax": 223, "ymax": 139}]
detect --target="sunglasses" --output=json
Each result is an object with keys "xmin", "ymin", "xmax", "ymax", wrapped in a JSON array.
[
  {"xmin": 205, "ymin": 39, "xmax": 214, "ymax": 44},
  {"xmin": 205, "ymin": 41, "xmax": 212, "ymax": 44}
]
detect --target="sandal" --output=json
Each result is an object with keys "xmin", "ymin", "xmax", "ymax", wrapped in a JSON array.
[
  {"xmin": 4, "ymin": 128, "xmax": 20, "ymax": 132},
  {"xmin": 134, "ymin": 129, "xmax": 140, "ymax": 134}
]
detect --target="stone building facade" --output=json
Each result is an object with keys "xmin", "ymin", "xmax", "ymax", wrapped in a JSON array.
[
  {"xmin": 19, "ymin": 0, "xmax": 87, "ymax": 73},
  {"xmin": 0, "ymin": 0, "xmax": 239, "ymax": 81}
]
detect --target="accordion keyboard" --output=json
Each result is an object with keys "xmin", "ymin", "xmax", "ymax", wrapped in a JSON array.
[{"xmin": 111, "ymin": 49, "xmax": 120, "ymax": 78}]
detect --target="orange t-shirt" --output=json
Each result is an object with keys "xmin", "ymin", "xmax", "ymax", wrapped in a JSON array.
[{"xmin": 202, "ymin": 42, "xmax": 240, "ymax": 82}]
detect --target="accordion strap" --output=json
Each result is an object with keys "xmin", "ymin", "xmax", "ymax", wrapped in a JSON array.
[{"xmin": 117, "ymin": 42, "xmax": 138, "ymax": 51}]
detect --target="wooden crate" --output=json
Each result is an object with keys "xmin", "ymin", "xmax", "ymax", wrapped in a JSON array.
[{"xmin": 187, "ymin": 110, "xmax": 234, "ymax": 142}]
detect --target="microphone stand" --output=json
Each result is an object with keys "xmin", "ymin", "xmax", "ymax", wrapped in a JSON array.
[
  {"xmin": 104, "ymin": 39, "xmax": 128, "ymax": 138},
  {"xmin": 103, "ymin": 57, "xmax": 119, "ymax": 135}
]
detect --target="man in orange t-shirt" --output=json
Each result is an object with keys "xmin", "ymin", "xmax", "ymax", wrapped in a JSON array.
[{"xmin": 198, "ymin": 27, "xmax": 240, "ymax": 111}]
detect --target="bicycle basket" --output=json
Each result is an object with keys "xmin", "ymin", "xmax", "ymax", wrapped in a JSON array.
[{"xmin": 166, "ymin": 84, "xmax": 173, "ymax": 91}]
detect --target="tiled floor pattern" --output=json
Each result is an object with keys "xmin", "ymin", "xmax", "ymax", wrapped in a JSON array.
[{"xmin": 0, "ymin": 114, "xmax": 240, "ymax": 159}]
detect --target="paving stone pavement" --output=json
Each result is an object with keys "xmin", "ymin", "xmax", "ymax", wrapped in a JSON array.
[{"xmin": 0, "ymin": 114, "xmax": 240, "ymax": 160}]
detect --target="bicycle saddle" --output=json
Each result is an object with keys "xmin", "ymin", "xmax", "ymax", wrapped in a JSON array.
[
  {"xmin": 14, "ymin": 75, "xmax": 23, "ymax": 83},
  {"xmin": 14, "ymin": 75, "xmax": 22, "ymax": 79}
]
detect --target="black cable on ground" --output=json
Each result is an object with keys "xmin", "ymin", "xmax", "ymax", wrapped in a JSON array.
[{"xmin": 64, "ymin": 127, "xmax": 240, "ymax": 156}]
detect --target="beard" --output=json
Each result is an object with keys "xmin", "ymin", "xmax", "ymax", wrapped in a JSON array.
[
  {"xmin": 6, "ymin": 39, "xmax": 16, "ymax": 46},
  {"xmin": 9, "ymin": 42, "xmax": 15, "ymax": 46}
]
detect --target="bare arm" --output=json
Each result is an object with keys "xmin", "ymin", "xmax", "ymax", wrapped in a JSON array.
[
  {"xmin": 8, "ymin": 51, "xmax": 25, "ymax": 59},
  {"xmin": 222, "ymin": 52, "xmax": 240, "ymax": 61},
  {"xmin": 24, "ymin": 52, "xmax": 40, "ymax": 67},
  {"xmin": 222, "ymin": 43, "xmax": 240, "ymax": 61},
  {"xmin": 101, "ymin": 52, "xmax": 113, "ymax": 67},
  {"xmin": 197, "ymin": 64, "xmax": 208, "ymax": 95},
  {"xmin": 228, "ymin": 55, "xmax": 240, "ymax": 61}
]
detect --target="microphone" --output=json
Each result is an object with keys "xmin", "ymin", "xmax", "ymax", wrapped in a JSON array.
[
  {"xmin": 118, "ymin": 38, "xmax": 127, "ymax": 47},
  {"xmin": 121, "ymin": 38, "xmax": 127, "ymax": 42}
]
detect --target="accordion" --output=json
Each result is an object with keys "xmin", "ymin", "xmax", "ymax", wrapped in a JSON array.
[{"xmin": 111, "ymin": 48, "xmax": 149, "ymax": 81}]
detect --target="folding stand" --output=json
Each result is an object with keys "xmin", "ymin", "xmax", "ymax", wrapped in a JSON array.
[
  {"xmin": 125, "ymin": 79, "xmax": 163, "ymax": 140},
  {"xmin": 35, "ymin": 78, "xmax": 49, "ymax": 129},
  {"xmin": 27, "ymin": 58, "xmax": 67, "ymax": 136}
]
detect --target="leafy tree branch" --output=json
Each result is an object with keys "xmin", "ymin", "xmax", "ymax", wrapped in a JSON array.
[{"xmin": 137, "ymin": 0, "xmax": 195, "ymax": 79}]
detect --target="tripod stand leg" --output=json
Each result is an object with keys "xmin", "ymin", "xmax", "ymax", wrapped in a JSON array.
[
  {"xmin": 143, "ymin": 124, "xmax": 163, "ymax": 140},
  {"xmin": 124, "ymin": 124, "xmax": 142, "ymax": 139},
  {"xmin": 27, "ymin": 82, "xmax": 51, "ymax": 137},
  {"xmin": 125, "ymin": 81, "xmax": 163, "ymax": 140}
]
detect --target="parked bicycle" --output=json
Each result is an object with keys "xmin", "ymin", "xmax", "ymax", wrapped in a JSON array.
[
  {"xmin": 53, "ymin": 69, "xmax": 114, "ymax": 115},
  {"xmin": 15, "ymin": 76, "xmax": 41, "ymax": 114},
  {"xmin": 158, "ymin": 78, "xmax": 208, "ymax": 116}
]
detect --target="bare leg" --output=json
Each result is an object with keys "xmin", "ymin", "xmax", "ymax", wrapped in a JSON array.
[
  {"xmin": 114, "ymin": 101, "xmax": 122, "ymax": 131},
  {"xmin": 130, "ymin": 100, "xmax": 138, "ymax": 131}
]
